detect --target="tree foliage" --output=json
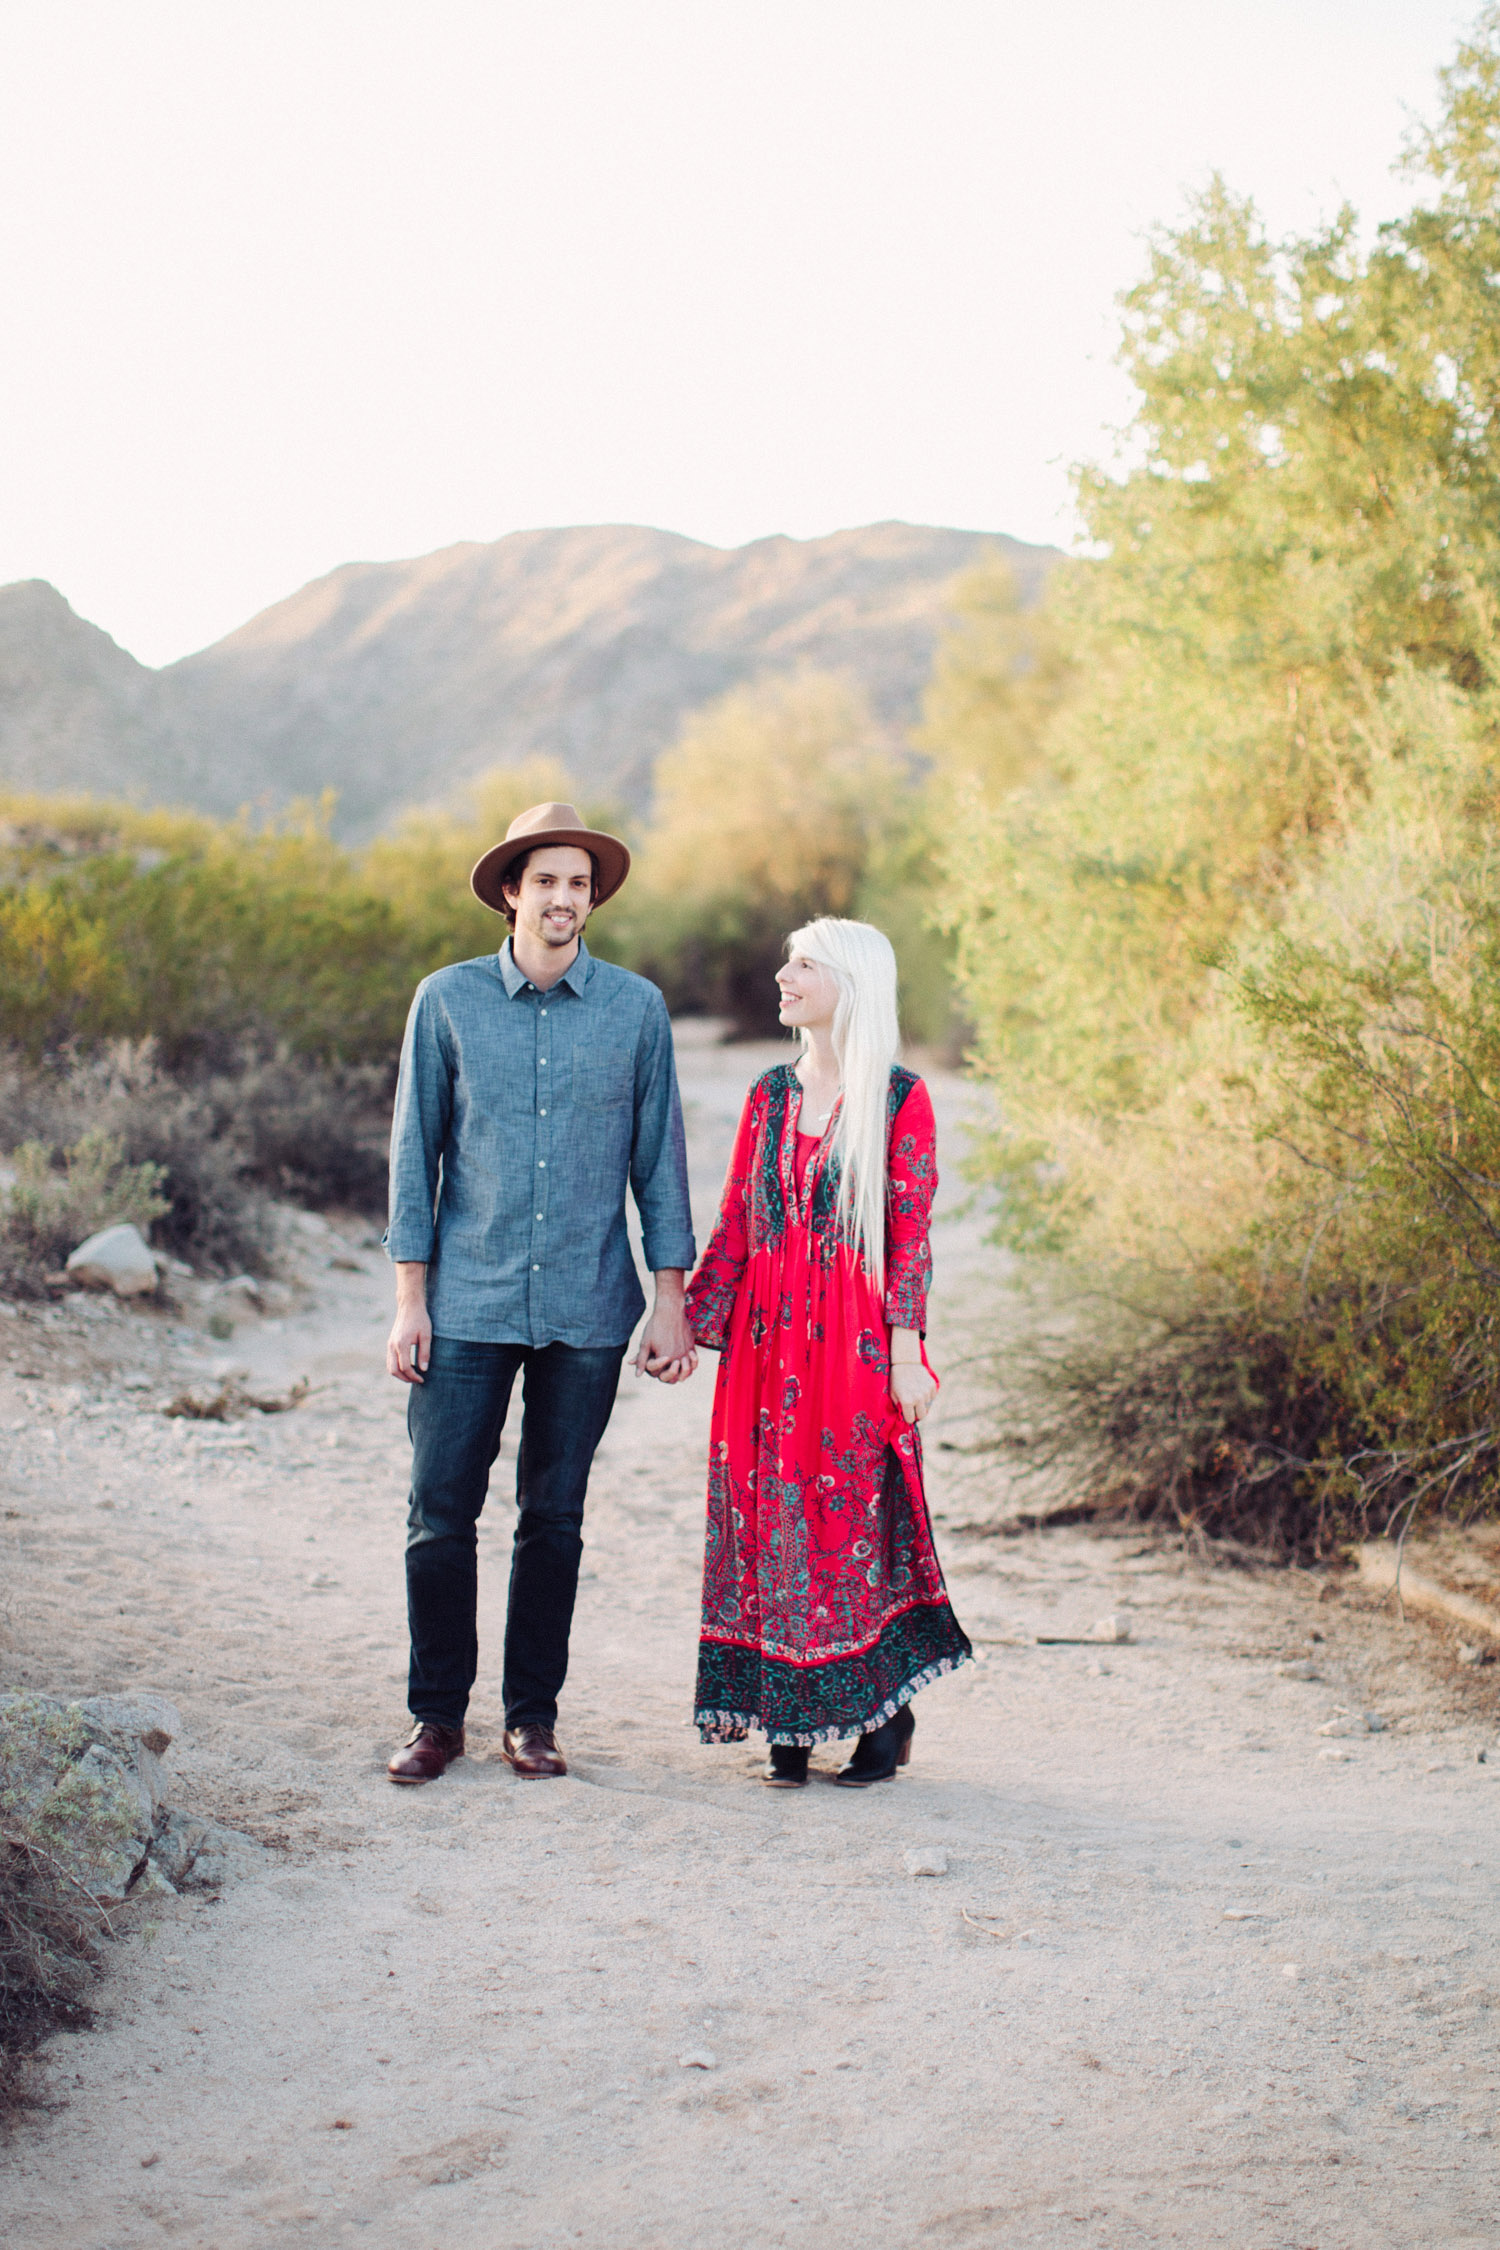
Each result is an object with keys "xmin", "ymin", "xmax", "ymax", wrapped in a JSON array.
[
  {"xmin": 927, "ymin": 9, "xmax": 1500, "ymax": 1544},
  {"xmin": 625, "ymin": 671, "xmax": 949, "ymax": 1036}
]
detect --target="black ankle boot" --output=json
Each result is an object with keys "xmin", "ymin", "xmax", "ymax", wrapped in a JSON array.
[
  {"xmin": 764, "ymin": 1742, "xmax": 810, "ymax": 1787},
  {"xmin": 834, "ymin": 1703, "xmax": 915, "ymax": 1788}
]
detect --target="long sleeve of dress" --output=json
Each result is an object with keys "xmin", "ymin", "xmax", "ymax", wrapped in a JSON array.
[
  {"xmin": 685, "ymin": 1082, "xmax": 760, "ymax": 1350},
  {"xmin": 882, "ymin": 1076, "xmax": 937, "ymax": 1333}
]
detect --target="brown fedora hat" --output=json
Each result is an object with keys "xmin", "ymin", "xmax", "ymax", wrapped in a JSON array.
[{"xmin": 470, "ymin": 800, "xmax": 631, "ymax": 914}]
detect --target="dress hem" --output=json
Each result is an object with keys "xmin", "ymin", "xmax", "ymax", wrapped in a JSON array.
[{"xmin": 694, "ymin": 1648, "xmax": 971, "ymax": 1746}]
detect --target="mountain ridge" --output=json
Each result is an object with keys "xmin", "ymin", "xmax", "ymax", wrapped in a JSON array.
[{"xmin": 0, "ymin": 520, "xmax": 1056, "ymax": 837}]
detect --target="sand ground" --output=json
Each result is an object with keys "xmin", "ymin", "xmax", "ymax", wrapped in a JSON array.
[{"xmin": 1, "ymin": 1037, "xmax": 1498, "ymax": 2250}]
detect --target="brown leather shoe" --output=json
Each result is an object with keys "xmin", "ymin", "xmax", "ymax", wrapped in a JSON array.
[
  {"xmin": 502, "ymin": 1723, "xmax": 567, "ymax": 1778},
  {"xmin": 387, "ymin": 1721, "xmax": 465, "ymax": 1785}
]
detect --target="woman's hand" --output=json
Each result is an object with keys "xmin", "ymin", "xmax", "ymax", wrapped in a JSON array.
[{"xmin": 890, "ymin": 1356, "xmax": 937, "ymax": 1425}]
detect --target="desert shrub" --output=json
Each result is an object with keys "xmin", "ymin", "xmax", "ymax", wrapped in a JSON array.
[
  {"xmin": 0, "ymin": 1036, "xmax": 393, "ymax": 1289},
  {"xmin": 0, "ymin": 1044, "xmax": 270, "ymax": 1277},
  {"xmin": 219, "ymin": 1046, "xmax": 392, "ymax": 1212},
  {"xmin": 0, "ymin": 1699, "xmax": 107, "ymax": 2115},
  {"xmin": 0, "ymin": 796, "xmax": 419, "ymax": 1067},
  {"xmin": 928, "ymin": 13, "xmax": 1500, "ymax": 1548},
  {"xmin": 0, "ymin": 1132, "xmax": 167, "ymax": 1297}
]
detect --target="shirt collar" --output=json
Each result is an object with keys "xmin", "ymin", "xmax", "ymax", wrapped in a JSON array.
[{"xmin": 498, "ymin": 935, "xmax": 593, "ymax": 999}]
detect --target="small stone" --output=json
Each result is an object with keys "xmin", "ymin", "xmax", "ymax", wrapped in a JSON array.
[
  {"xmin": 66, "ymin": 1224, "xmax": 159, "ymax": 1299},
  {"xmin": 1318, "ymin": 1747, "xmax": 1353, "ymax": 1762},
  {"xmin": 1456, "ymin": 1644, "xmax": 1484, "ymax": 1666},
  {"xmin": 1318, "ymin": 1714, "xmax": 1375, "ymax": 1737},
  {"xmin": 1280, "ymin": 1963, "xmax": 1300, "ymax": 1980},
  {"xmin": 140, "ymin": 2152, "xmax": 161, "ymax": 2169},
  {"xmin": 904, "ymin": 1847, "xmax": 949, "ymax": 1878},
  {"xmin": 1090, "ymin": 1614, "xmax": 1132, "ymax": 1644},
  {"xmin": 128, "ymin": 1859, "xmax": 177, "ymax": 1900},
  {"xmin": 678, "ymin": 2049, "xmax": 717, "ymax": 2070},
  {"xmin": 1276, "ymin": 1660, "xmax": 1320, "ymax": 1680}
]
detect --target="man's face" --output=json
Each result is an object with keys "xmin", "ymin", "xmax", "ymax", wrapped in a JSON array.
[{"xmin": 504, "ymin": 845, "xmax": 595, "ymax": 950}]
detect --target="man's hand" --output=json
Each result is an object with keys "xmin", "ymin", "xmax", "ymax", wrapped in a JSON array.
[
  {"xmin": 387, "ymin": 1262, "xmax": 432, "ymax": 1385},
  {"xmin": 633, "ymin": 1270, "xmax": 697, "ymax": 1384}
]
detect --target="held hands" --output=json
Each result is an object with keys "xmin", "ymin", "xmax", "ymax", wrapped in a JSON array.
[{"xmin": 633, "ymin": 1272, "xmax": 698, "ymax": 1385}]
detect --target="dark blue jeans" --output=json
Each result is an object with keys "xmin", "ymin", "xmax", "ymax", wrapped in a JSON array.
[{"xmin": 404, "ymin": 1336, "xmax": 625, "ymax": 1731}]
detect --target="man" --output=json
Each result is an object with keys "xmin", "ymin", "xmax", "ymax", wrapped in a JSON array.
[{"xmin": 384, "ymin": 800, "xmax": 697, "ymax": 1784}]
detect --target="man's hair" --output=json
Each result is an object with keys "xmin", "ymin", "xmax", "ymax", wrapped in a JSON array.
[{"xmin": 497, "ymin": 845, "xmax": 601, "ymax": 930}]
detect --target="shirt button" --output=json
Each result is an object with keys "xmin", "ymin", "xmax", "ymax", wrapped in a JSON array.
[
  {"xmin": 536, "ymin": 1212, "xmax": 544, "ymax": 1221},
  {"xmin": 538, "ymin": 1160, "xmax": 546, "ymax": 1168},
  {"xmin": 539, "ymin": 1058, "xmax": 547, "ymax": 1066},
  {"xmin": 539, "ymin": 1108, "xmax": 547, "ymax": 1117},
  {"xmin": 532, "ymin": 1264, "xmax": 541, "ymax": 1271},
  {"xmin": 540, "ymin": 1009, "xmax": 547, "ymax": 1017}
]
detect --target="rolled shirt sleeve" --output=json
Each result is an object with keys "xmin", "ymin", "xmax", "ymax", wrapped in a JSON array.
[
  {"xmin": 631, "ymin": 991, "xmax": 697, "ymax": 1273},
  {"xmin": 386, "ymin": 980, "xmax": 453, "ymax": 1264}
]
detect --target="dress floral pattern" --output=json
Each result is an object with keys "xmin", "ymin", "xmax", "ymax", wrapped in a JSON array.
[{"xmin": 685, "ymin": 1064, "xmax": 971, "ymax": 1745}]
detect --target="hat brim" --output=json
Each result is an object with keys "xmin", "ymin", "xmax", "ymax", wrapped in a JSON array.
[{"xmin": 470, "ymin": 828, "xmax": 631, "ymax": 915}]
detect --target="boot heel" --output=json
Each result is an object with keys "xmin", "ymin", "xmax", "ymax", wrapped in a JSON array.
[{"xmin": 897, "ymin": 1738, "xmax": 913, "ymax": 1767}]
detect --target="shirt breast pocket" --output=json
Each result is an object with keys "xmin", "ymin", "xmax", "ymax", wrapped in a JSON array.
[{"xmin": 573, "ymin": 1048, "xmax": 634, "ymax": 1111}]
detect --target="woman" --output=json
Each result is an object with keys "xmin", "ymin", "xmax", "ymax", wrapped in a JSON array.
[{"xmin": 685, "ymin": 917, "xmax": 971, "ymax": 1786}]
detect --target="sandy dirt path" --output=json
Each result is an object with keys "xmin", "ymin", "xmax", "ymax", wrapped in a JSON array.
[{"xmin": 2, "ymin": 1037, "xmax": 1499, "ymax": 2249}]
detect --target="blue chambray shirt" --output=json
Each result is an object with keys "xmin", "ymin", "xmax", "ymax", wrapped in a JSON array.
[{"xmin": 385, "ymin": 938, "xmax": 696, "ymax": 1348}]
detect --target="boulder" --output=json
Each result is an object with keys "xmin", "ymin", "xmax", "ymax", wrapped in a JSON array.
[
  {"xmin": 76, "ymin": 1692, "xmax": 179, "ymax": 1760},
  {"xmin": 66, "ymin": 1223, "xmax": 159, "ymax": 1297},
  {"xmin": 153, "ymin": 1808, "xmax": 269, "ymax": 1891},
  {"xmin": 150, "ymin": 1809, "xmax": 211, "ymax": 1889},
  {"xmin": 0, "ymin": 1688, "xmax": 263, "ymax": 1904}
]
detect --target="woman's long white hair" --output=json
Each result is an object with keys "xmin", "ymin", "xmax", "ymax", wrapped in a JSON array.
[{"xmin": 785, "ymin": 916, "xmax": 900, "ymax": 1291}]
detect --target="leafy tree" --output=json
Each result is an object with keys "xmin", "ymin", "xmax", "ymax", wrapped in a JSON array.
[
  {"xmin": 626, "ymin": 671, "xmax": 934, "ymax": 1035},
  {"xmin": 926, "ymin": 8, "xmax": 1500, "ymax": 1543}
]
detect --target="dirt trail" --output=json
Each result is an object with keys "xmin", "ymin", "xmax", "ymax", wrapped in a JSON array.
[{"xmin": 2, "ymin": 1037, "xmax": 1499, "ymax": 2249}]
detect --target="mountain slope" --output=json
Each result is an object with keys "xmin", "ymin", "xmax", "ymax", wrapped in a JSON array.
[
  {"xmin": 1, "ymin": 521, "xmax": 1056, "ymax": 836},
  {"xmin": 0, "ymin": 581, "xmax": 169, "ymax": 805}
]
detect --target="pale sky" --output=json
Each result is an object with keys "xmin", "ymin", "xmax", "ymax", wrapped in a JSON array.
[{"xmin": 0, "ymin": 1, "xmax": 1475, "ymax": 667}]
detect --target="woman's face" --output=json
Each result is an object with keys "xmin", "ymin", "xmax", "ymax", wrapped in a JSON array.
[{"xmin": 776, "ymin": 952, "xmax": 840, "ymax": 1032}]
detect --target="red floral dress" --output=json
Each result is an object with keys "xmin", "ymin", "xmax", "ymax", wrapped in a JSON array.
[{"xmin": 685, "ymin": 1064, "xmax": 971, "ymax": 1744}]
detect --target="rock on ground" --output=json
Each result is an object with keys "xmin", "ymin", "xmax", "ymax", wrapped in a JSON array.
[
  {"xmin": 0, "ymin": 1689, "xmax": 261, "ymax": 1907},
  {"xmin": 65, "ymin": 1224, "xmax": 159, "ymax": 1299}
]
